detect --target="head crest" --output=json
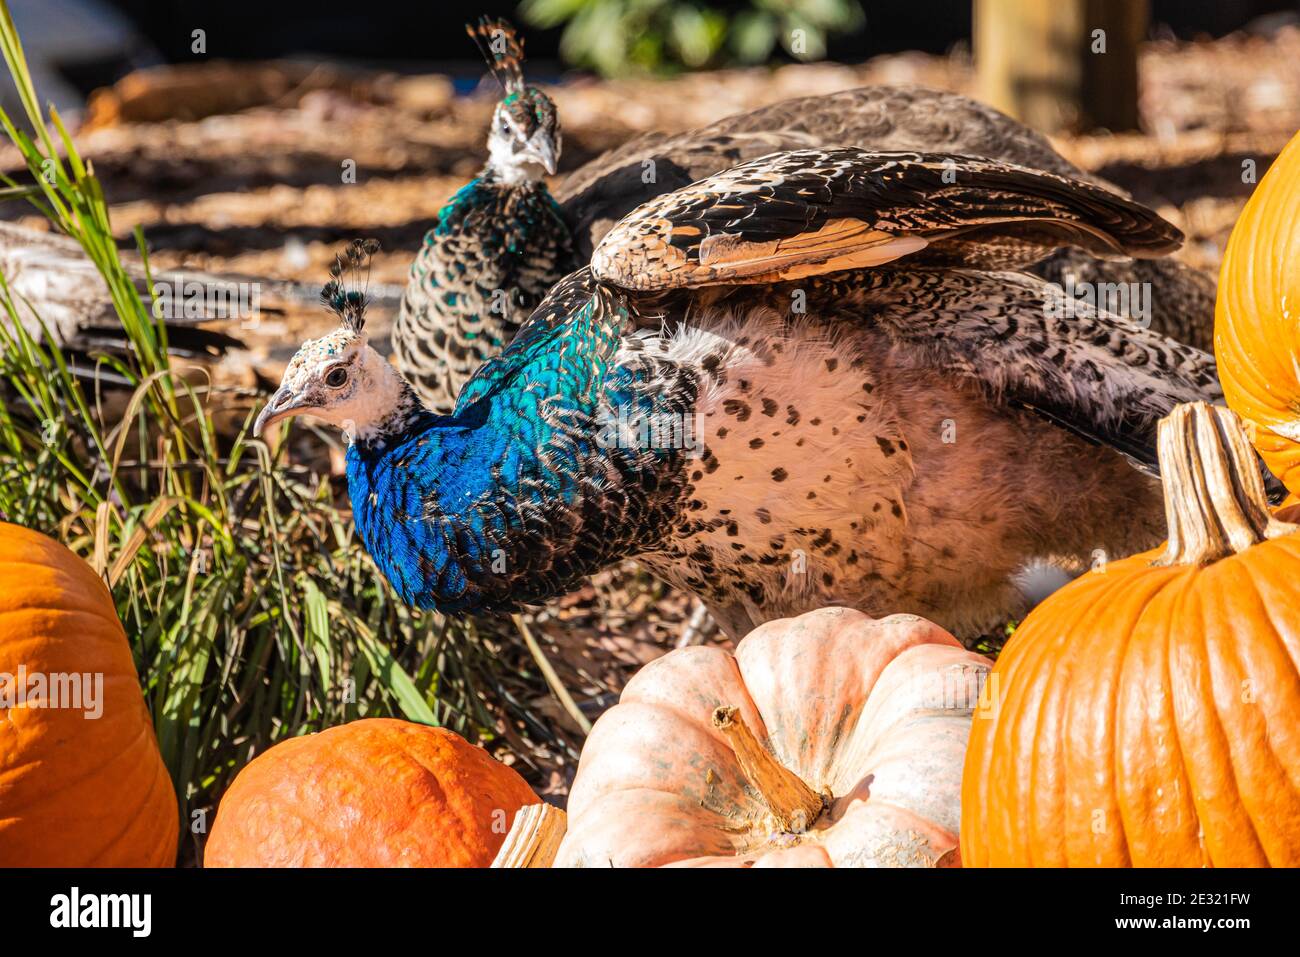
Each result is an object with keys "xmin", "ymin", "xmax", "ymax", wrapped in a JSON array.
[
  {"xmin": 467, "ymin": 17, "xmax": 526, "ymax": 95},
  {"xmin": 319, "ymin": 238, "xmax": 380, "ymax": 334}
]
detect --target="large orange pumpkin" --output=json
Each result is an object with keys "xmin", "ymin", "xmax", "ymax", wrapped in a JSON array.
[
  {"xmin": 205, "ymin": 718, "xmax": 541, "ymax": 867},
  {"xmin": 0, "ymin": 522, "xmax": 177, "ymax": 866},
  {"xmin": 1215, "ymin": 129, "xmax": 1300, "ymax": 494},
  {"xmin": 556, "ymin": 607, "xmax": 991, "ymax": 867},
  {"xmin": 962, "ymin": 402, "xmax": 1300, "ymax": 867}
]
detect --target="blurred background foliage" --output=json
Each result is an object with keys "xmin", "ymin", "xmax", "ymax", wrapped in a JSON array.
[
  {"xmin": 13, "ymin": 1, "xmax": 1295, "ymax": 94},
  {"xmin": 520, "ymin": 0, "xmax": 866, "ymax": 75}
]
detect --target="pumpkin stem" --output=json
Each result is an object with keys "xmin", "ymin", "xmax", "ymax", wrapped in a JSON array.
[
  {"xmin": 490, "ymin": 802, "xmax": 567, "ymax": 868},
  {"xmin": 712, "ymin": 705, "xmax": 826, "ymax": 834},
  {"xmin": 1154, "ymin": 402, "xmax": 1299, "ymax": 567}
]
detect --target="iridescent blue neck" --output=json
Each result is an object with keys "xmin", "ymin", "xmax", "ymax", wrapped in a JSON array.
[{"xmin": 346, "ymin": 279, "xmax": 691, "ymax": 616}]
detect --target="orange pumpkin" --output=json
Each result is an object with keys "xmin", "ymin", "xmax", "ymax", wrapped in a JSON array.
[
  {"xmin": 1215, "ymin": 129, "xmax": 1300, "ymax": 494},
  {"xmin": 962, "ymin": 403, "xmax": 1300, "ymax": 867},
  {"xmin": 205, "ymin": 718, "xmax": 541, "ymax": 867},
  {"xmin": 0, "ymin": 522, "xmax": 177, "ymax": 866},
  {"xmin": 556, "ymin": 607, "xmax": 992, "ymax": 867}
]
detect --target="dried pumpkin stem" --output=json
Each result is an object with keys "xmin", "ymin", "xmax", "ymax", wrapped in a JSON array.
[
  {"xmin": 490, "ymin": 803, "xmax": 567, "ymax": 868},
  {"xmin": 711, "ymin": 705, "xmax": 825, "ymax": 833},
  {"xmin": 1154, "ymin": 402, "xmax": 1298, "ymax": 567}
]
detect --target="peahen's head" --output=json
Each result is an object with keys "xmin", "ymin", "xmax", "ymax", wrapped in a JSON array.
[
  {"xmin": 468, "ymin": 17, "xmax": 559, "ymax": 182},
  {"xmin": 254, "ymin": 239, "xmax": 416, "ymax": 443}
]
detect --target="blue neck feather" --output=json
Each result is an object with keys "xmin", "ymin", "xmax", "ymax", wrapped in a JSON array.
[{"xmin": 348, "ymin": 275, "xmax": 695, "ymax": 615}]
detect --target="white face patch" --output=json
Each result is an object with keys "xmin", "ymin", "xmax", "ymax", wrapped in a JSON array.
[
  {"xmin": 485, "ymin": 100, "xmax": 555, "ymax": 185},
  {"xmin": 278, "ymin": 327, "xmax": 360, "ymax": 391},
  {"xmin": 487, "ymin": 135, "xmax": 548, "ymax": 185},
  {"xmin": 274, "ymin": 327, "xmax": 413, "ymax": 440}
]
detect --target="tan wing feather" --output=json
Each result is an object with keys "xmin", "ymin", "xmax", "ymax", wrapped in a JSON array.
[{"xmin": 590, "ymin": 149, "xmax": 1181, "ymax": 294}]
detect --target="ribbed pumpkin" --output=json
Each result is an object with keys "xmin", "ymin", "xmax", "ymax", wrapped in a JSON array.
[
  {"xmin": 556, "ymin": 607, "xmax": 991, "ymax": 867},
  {"xmin": 962, "ymin": 403, "xmax": 1300, "ymax": 867},
  {"xmin": 0, "ymin": 522, "xmax": 177, "ymax": 866},
  {"xmin": 205, "ymin": 718, "xmax": 541, "ymax": 867},
  {"xmin": 1215, "ymin": 129, "xmax": 1300, "ymax": 494}
]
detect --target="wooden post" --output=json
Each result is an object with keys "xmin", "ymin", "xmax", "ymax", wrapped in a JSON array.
[{"xmin": 974, "ymin": 0, "xmax": 1148, "ymax": 134}]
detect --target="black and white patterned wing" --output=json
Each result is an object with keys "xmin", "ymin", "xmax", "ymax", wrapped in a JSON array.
[
  {"xmin": 556, "ymin": 86, "xmax": 1110, "ymax": 257},
  {"xmin": 834, "ymin": 268, "xmax": 1219, "ymax": 474},
  {"xmin": 590, "ymin": 149, "xmax": 1182, "ymax": 293}
]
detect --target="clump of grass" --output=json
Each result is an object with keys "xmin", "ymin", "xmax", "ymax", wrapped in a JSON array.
[{"xmin": 0, "ymin": 1, "xmax": 579, "ymax": 862}]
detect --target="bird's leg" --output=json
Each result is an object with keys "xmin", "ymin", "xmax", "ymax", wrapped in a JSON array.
[{"xmin": 676, "ymin": 598, "xmax": 719, "ymax": 648}]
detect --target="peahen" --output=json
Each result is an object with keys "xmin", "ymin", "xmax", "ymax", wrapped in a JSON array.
[
  {"xmin": 392, "ymin": 24, "xmax": 1216, "ymax": 415},
  {"xmin": 258, "ymin": 150, "xmax": 1223, "ymax": 640},
  {"xmin": 391, "ymin": 17, "xmax": 570, "ymax": 413}
]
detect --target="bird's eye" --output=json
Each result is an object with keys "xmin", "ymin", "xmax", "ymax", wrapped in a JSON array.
[
  {"xmin": 324, "ymin": 366, "xmax": 348, "ymax": 388},
  {"xmin": 499, "ymin": 118, "xmax": 510, "ymax": 134}
]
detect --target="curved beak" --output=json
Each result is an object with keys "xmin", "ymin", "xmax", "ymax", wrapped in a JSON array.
[
  {"xmin": 527, "ymin": 131, "xmax": 558, "ymax": 176},
  {"xmin": 253, "ymin": 385, "xmax": 310, "ymax": 437}
]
